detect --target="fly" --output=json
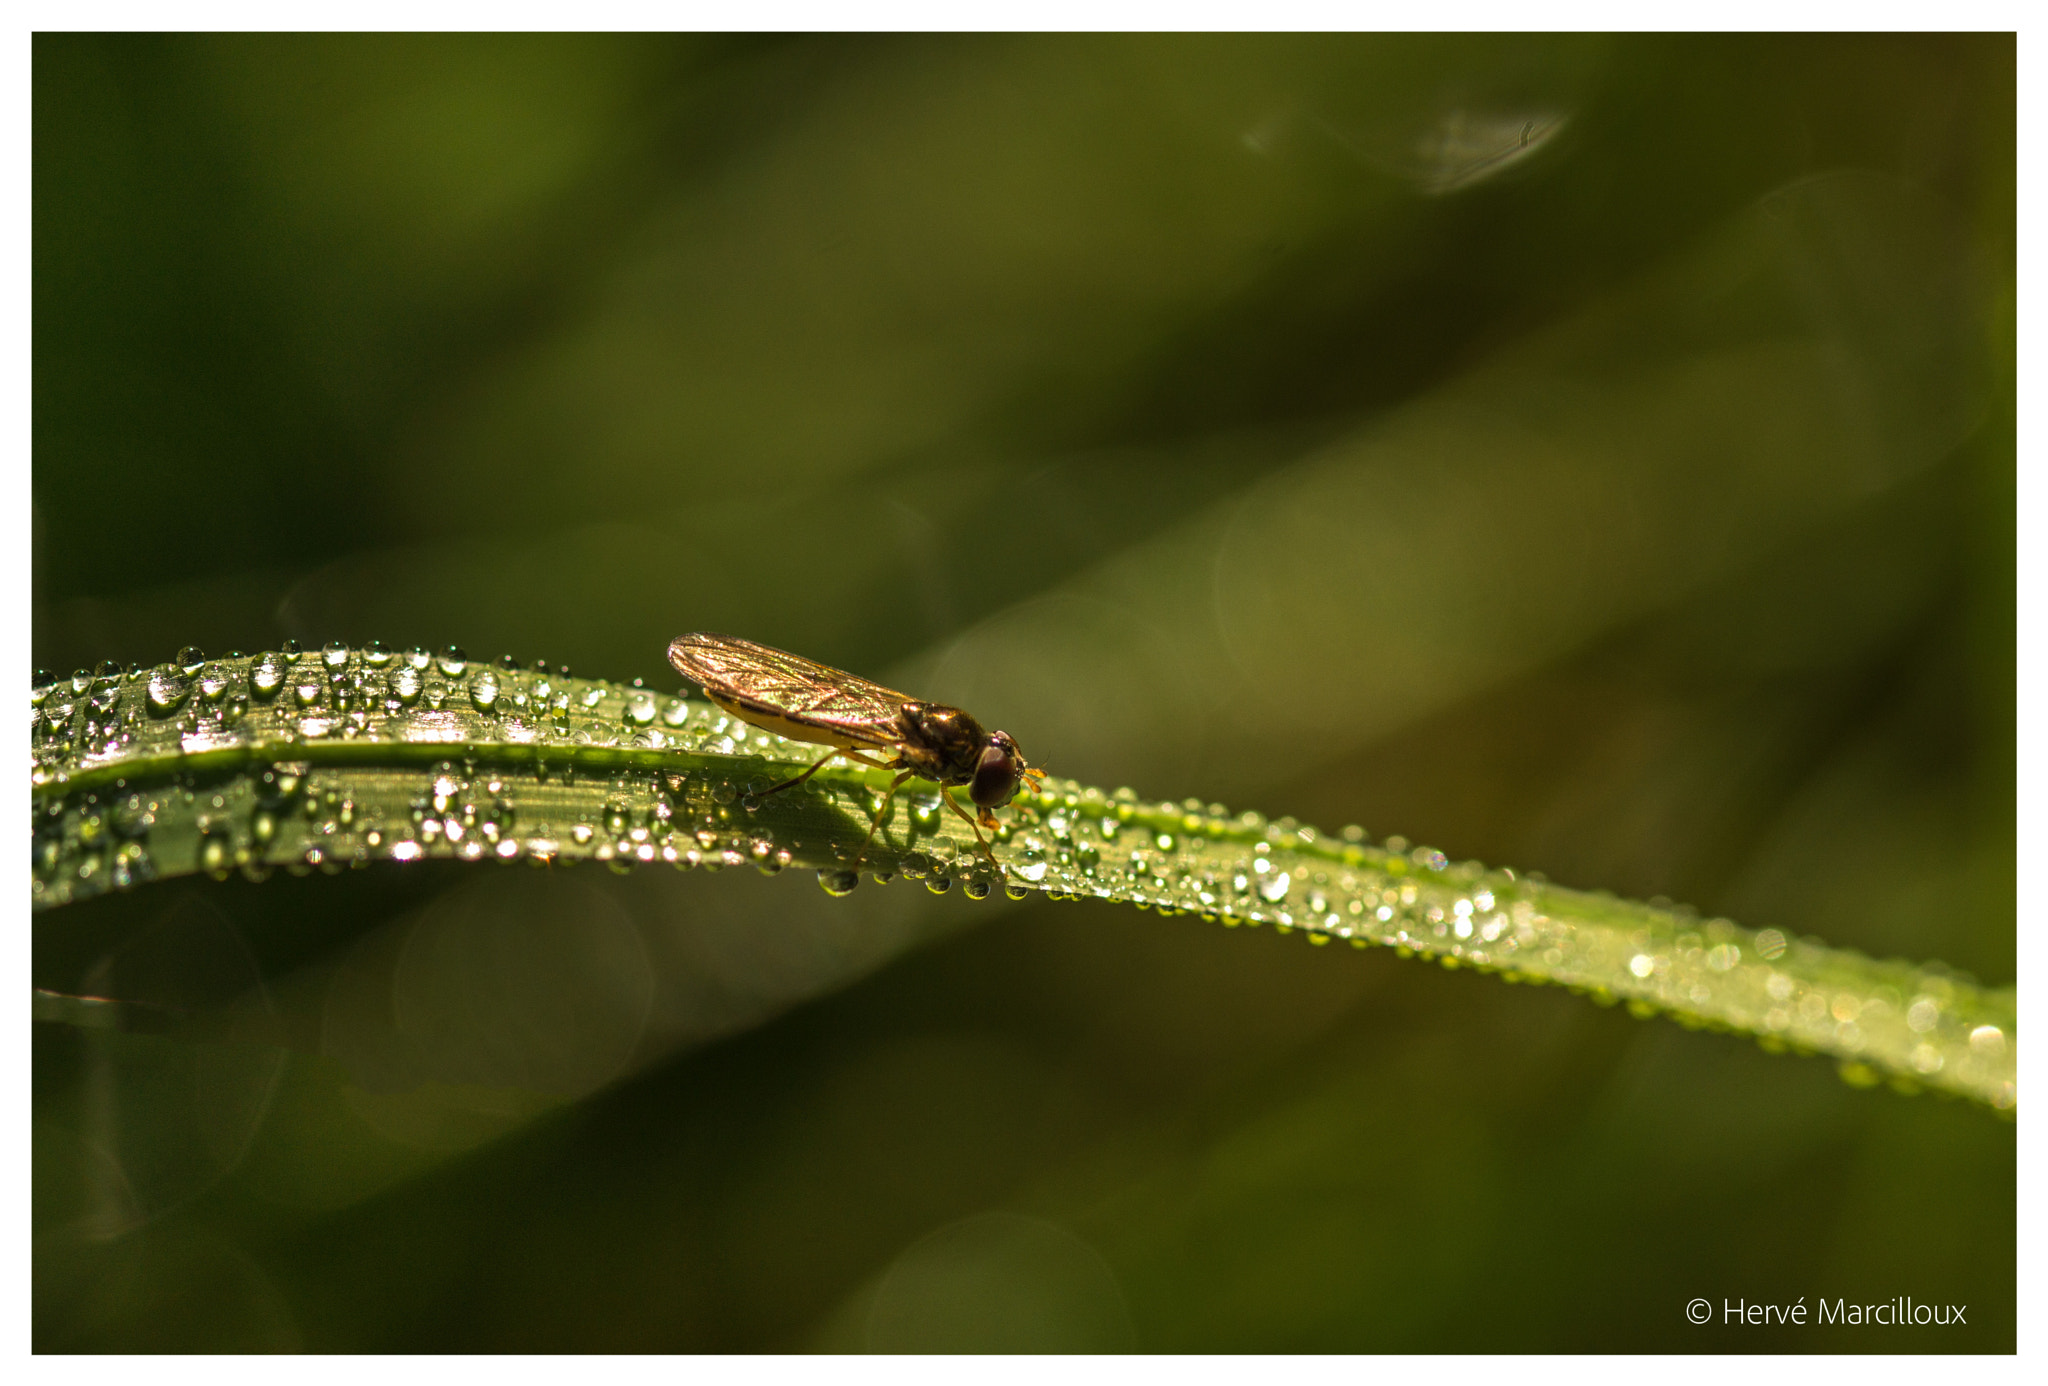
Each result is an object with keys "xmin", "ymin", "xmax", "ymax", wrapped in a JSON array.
[{"xmin": 667, "ymin": 632, "xmax": 1045, "ymax": 865}]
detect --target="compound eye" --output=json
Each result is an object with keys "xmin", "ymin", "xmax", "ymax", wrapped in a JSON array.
[{"xmin": 968, "ymin": 740, "xmax": 1020, "ymax": 808}]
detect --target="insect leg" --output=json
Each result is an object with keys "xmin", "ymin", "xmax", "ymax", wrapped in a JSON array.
[
  {"xmin": 941, "ymin": 788, "xmax": 997, "ymax": 863},
  {"xmin": 856, "ymin": 768, "xmax": 918, "ymax": 863},
  {"xmin": 754, "ymin": 746, "xmax": 895, "ymax": 801},
  {"xmin": 753, "ymin": 750, "xmax": 844, "ymax": 800}
]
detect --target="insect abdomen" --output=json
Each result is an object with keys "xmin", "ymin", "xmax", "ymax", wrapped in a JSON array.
[{"xmin": 705, "ymin": 689, "xmax": 869, "ymax": 752}]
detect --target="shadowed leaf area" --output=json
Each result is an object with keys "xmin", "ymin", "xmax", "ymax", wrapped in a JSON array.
[{"xmin": 34, "ymin": 33, "xmax": 2012, "ymax": 1351}]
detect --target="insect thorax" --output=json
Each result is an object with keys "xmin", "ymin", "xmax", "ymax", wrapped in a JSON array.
[{"xmin": 899, "ymin": 702, "xmax": 989, "ymax": 785}]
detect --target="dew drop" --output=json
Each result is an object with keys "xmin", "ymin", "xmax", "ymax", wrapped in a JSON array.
[
  {"xmin": 388, "ymin": 665, "xmax": 423, "ymax": 705},
  {"xmin": 469, "ymin": 669, "xmax": 501, "ymax": 712},
  {"xmin": 176, "ymin": 646, "xmax": 205, "ymax": 674},
  {"xmin": 146, "ymin": 666, "xmax": 193, "ymax": 716},
  {"xmin": 254, "ymin": 768, "xmax": 302, "ymax": 807},
  {"xmin": 111, "ymin": 794, "xmax": 154, "ymax": 838},
  {"xmin": 251, "ymin": 653, "xmax": 286, "ymax": 700},
  {"xmin": 624, "ymin": 691, "xmax": 656, "ymax": 726},
  {"xmin": 110, "ymin": 841, "xmax": 155, "ymax": 891},
  {"xmin": 323, "ymin": 640, "xmax": 351, "ymax": 670},
  {"xmin": 817, "ymin": 868, "xmax": 860, "ymax": 897},
  {"xmin": 438, "ymin": 646, "xmax": 468, "ymax": 678},
  {"xmin": 1969, "ymin": 1024, "xmax": 2006, "ymax": 1056},
  {"xmin": 963, "ymin": 879, "xmax": 991, "ymax": 901},
  {"xmin": 198, "ymin": 664, "xmax": 230, "ymax": 701}
]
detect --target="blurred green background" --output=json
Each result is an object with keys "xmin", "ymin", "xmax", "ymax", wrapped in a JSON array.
[{"xmin": 33, "ymin": 33, "xmax": 2013, "ymax": 1351}]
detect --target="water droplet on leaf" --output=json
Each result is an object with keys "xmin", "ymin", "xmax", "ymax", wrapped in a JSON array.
[
  {"xmin": 251, "ymin": 653, "xmax": 286, "ymax": 700},
  {"xmin": 146, "ymin": 666, "xmax": 192, "ymax": 716}
]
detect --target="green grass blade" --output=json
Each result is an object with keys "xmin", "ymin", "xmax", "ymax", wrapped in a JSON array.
[{"xmin": 32, "ymin": 645, "xmax": 2015, "ymax": 1110}]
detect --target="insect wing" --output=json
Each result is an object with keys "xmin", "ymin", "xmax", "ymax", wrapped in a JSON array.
[{"xmin": 668, "ymin": 634, "xmax": 912, "ymax": 748}]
